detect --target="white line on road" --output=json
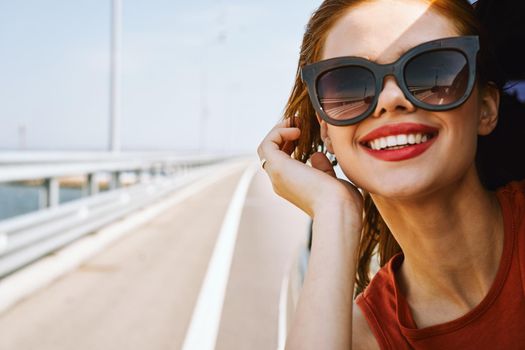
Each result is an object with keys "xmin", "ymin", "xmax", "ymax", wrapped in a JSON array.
[
  {"xmin": 181, "ymin": 164, "xmax": 257, "ymax": 350},
  {"xmin": 277, "ymin": 273, "xmax": 290, "ymax": 350}
]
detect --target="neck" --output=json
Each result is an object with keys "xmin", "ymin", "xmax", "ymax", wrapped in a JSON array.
[{"xmin": 372, "ymin": 167, "xmax": 504, "ymax": 314}]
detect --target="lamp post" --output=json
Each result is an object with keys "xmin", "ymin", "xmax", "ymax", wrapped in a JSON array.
[{"xmin": 109, "ymin": 0, "xmax": 122, "ymax": 153}]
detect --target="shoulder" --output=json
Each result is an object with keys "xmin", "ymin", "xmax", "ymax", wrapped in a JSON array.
[
  {"xmin": 496, "ymin": 180, "xmax": 525, "ymax": 294},
  {"xmin": 353, "ymin": 301, "xmax": 381, "ymax": 350}
]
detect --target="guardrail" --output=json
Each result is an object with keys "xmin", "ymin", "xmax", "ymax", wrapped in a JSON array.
[
  {"xmin": 0, "ymin": 152, "xmax": 225, "ymax": 205},
  {"xmin": 0, "ymin": 152, "xmax": 233, "ymax": 278}
]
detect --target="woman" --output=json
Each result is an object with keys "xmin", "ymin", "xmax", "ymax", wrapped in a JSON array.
[{"xmin": 257, "ymin": 0, "xmax": 525, "ymax": 348}]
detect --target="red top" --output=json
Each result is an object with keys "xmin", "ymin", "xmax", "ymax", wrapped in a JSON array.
[{"xmin": 356, "ymin": 180, "xmax": 525, "ymax": 349}]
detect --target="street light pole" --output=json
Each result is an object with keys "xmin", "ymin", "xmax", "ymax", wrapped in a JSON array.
[{"xmin": 109, "ymin": 0, "xmax": 122, "ymax": 153}]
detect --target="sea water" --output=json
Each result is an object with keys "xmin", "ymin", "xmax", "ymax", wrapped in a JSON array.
[{"xmin": 0, "ymin": 184, "xmax": 84, "ymax": 221}]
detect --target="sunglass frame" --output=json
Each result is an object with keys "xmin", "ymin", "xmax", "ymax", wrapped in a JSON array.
[{"xmin": 301, "ymin": 36, "xmax": 480, "ymax": 126}]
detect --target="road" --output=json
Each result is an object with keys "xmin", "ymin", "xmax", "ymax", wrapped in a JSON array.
[{"xmin": 0, "ymin": 162, "xmax": 310, "ymax": 350}]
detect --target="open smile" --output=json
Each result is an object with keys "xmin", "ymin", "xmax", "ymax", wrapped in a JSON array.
[{"xmin": 359, "ymin": 123, "xmax": 439, "ymax": 161}]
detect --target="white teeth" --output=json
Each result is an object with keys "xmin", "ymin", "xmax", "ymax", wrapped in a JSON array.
[
  {"xmin": 397, "ymin": 134, "xmax": 407, "ymax": 145},
  {"xmin": 367, "ymin": 132, "xmax": 433, "ymax": 150},
  {"xmin": 386, "ymin": 136, "xmax": 397, "ymax": 147}
]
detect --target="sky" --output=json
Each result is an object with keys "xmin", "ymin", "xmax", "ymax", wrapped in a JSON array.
[{"xmin": 0, "ymin": 0, "xmax": 321, "ymax": 154}]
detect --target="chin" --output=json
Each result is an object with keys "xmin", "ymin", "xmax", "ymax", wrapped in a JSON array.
[{"xmin": 351, "ymin": 170, "xmax": 440, "ymax": 200}]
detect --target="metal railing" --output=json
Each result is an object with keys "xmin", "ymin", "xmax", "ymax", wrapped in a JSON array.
[{"xmin": 0, "ymin": 152, "xmax": 233, "ymax": 278}]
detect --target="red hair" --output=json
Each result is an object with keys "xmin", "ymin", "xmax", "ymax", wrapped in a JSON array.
[{"xmin": 283, "ymin": 0, "xmax": 493, "ymax": 296}]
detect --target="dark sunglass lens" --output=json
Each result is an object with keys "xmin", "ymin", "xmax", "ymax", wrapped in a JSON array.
[
  {"xmin": 317, "ymin": 66, "xmax": 376, "ymax": 121},
  {"xmin": 405, "ymin": 50, "xmax": 468, "ymax": 106}
]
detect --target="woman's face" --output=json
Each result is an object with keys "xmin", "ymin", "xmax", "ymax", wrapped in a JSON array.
[{"xmin": 321, "ymin": 0, "xmax": 487, "ymax": 199}]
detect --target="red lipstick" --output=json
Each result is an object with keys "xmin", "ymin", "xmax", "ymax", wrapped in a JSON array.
[{"xmin": 359, "ymin": 123, "xmax": 439, "ymax": 162}]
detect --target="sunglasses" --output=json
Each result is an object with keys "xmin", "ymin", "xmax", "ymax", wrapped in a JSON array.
[{"xmin": 301, "ymin": 36, "xmax": 479, "ymax": 126}]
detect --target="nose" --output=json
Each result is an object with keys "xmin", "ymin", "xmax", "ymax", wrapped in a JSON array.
[{"xmin": 370, "ymin": 76, "xmax": 416, "ymax": 118}]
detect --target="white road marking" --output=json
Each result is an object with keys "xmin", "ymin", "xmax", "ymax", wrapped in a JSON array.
[
  {"xmin": 277, "ymin": 273, "xmax": 290, "ymax": 350},
  {"xmin": 181, "ymin": 165, "xmax": 257, "ymax": 350}
]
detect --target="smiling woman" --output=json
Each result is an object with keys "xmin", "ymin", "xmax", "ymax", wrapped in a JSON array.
[{"xmin": 257, "ymin": 0, "xmax": 525, "ymax": 349}]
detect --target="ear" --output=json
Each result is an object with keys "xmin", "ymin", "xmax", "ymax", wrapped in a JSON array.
[
  {"xmin": 317, "ymin": 114, "xmax": 335, "ymax": 153},
  {"xmin": 478, "ymin": 83, "xmax": 500, "ymax": 136}
]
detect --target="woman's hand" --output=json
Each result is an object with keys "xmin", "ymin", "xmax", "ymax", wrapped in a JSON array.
[
  {"xmin": 257, "ymin": 118, "xmax": 363, "ymax": 224},
  {"xmin": 259, "ymin": 119, "xmax": 365, "ymax": 349}
]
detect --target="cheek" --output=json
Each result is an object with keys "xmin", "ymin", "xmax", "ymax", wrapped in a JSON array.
[
  {"xmin": 326, "ymin": 125, "xmax": 356, "ymax": 151},
  {"xmin": 327, "ymin": 125, "xmax": 359, "ymax": 152},
  {"xmin": 447, "ymin": 98, "xmax": 481, "ymax": 153}
]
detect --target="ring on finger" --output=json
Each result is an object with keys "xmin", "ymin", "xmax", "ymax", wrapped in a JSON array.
[{"xmin": 260, "ymin": 158, "xmax": 268, "ymax": 170}]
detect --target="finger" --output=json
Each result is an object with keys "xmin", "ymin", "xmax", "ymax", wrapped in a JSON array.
[
  {"xmin": 258, "ymin": 119, "xmax": 301, "ymax": 160},
  {"xmin": 266, "ymin": 127, "xmax": 300, "ymax": 150},
  {"xmin": 281, "ymin": 117, "xmax": 303, "ymax": 155},
  {"xmin": 310, "ymin": 152, "xmax": 337, "ymax": 178},
  {"xmin": 257, "ymin": 127, "xmax": 300, "ymax": 163},
  {"xmin": 267, "ymin": 117, "xmax": 302, "ymax": 139}
]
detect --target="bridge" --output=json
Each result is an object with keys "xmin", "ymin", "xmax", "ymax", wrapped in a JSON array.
[{"xmin": 0, "ymin": 153, "xmax": 310, "ymax": 350}]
